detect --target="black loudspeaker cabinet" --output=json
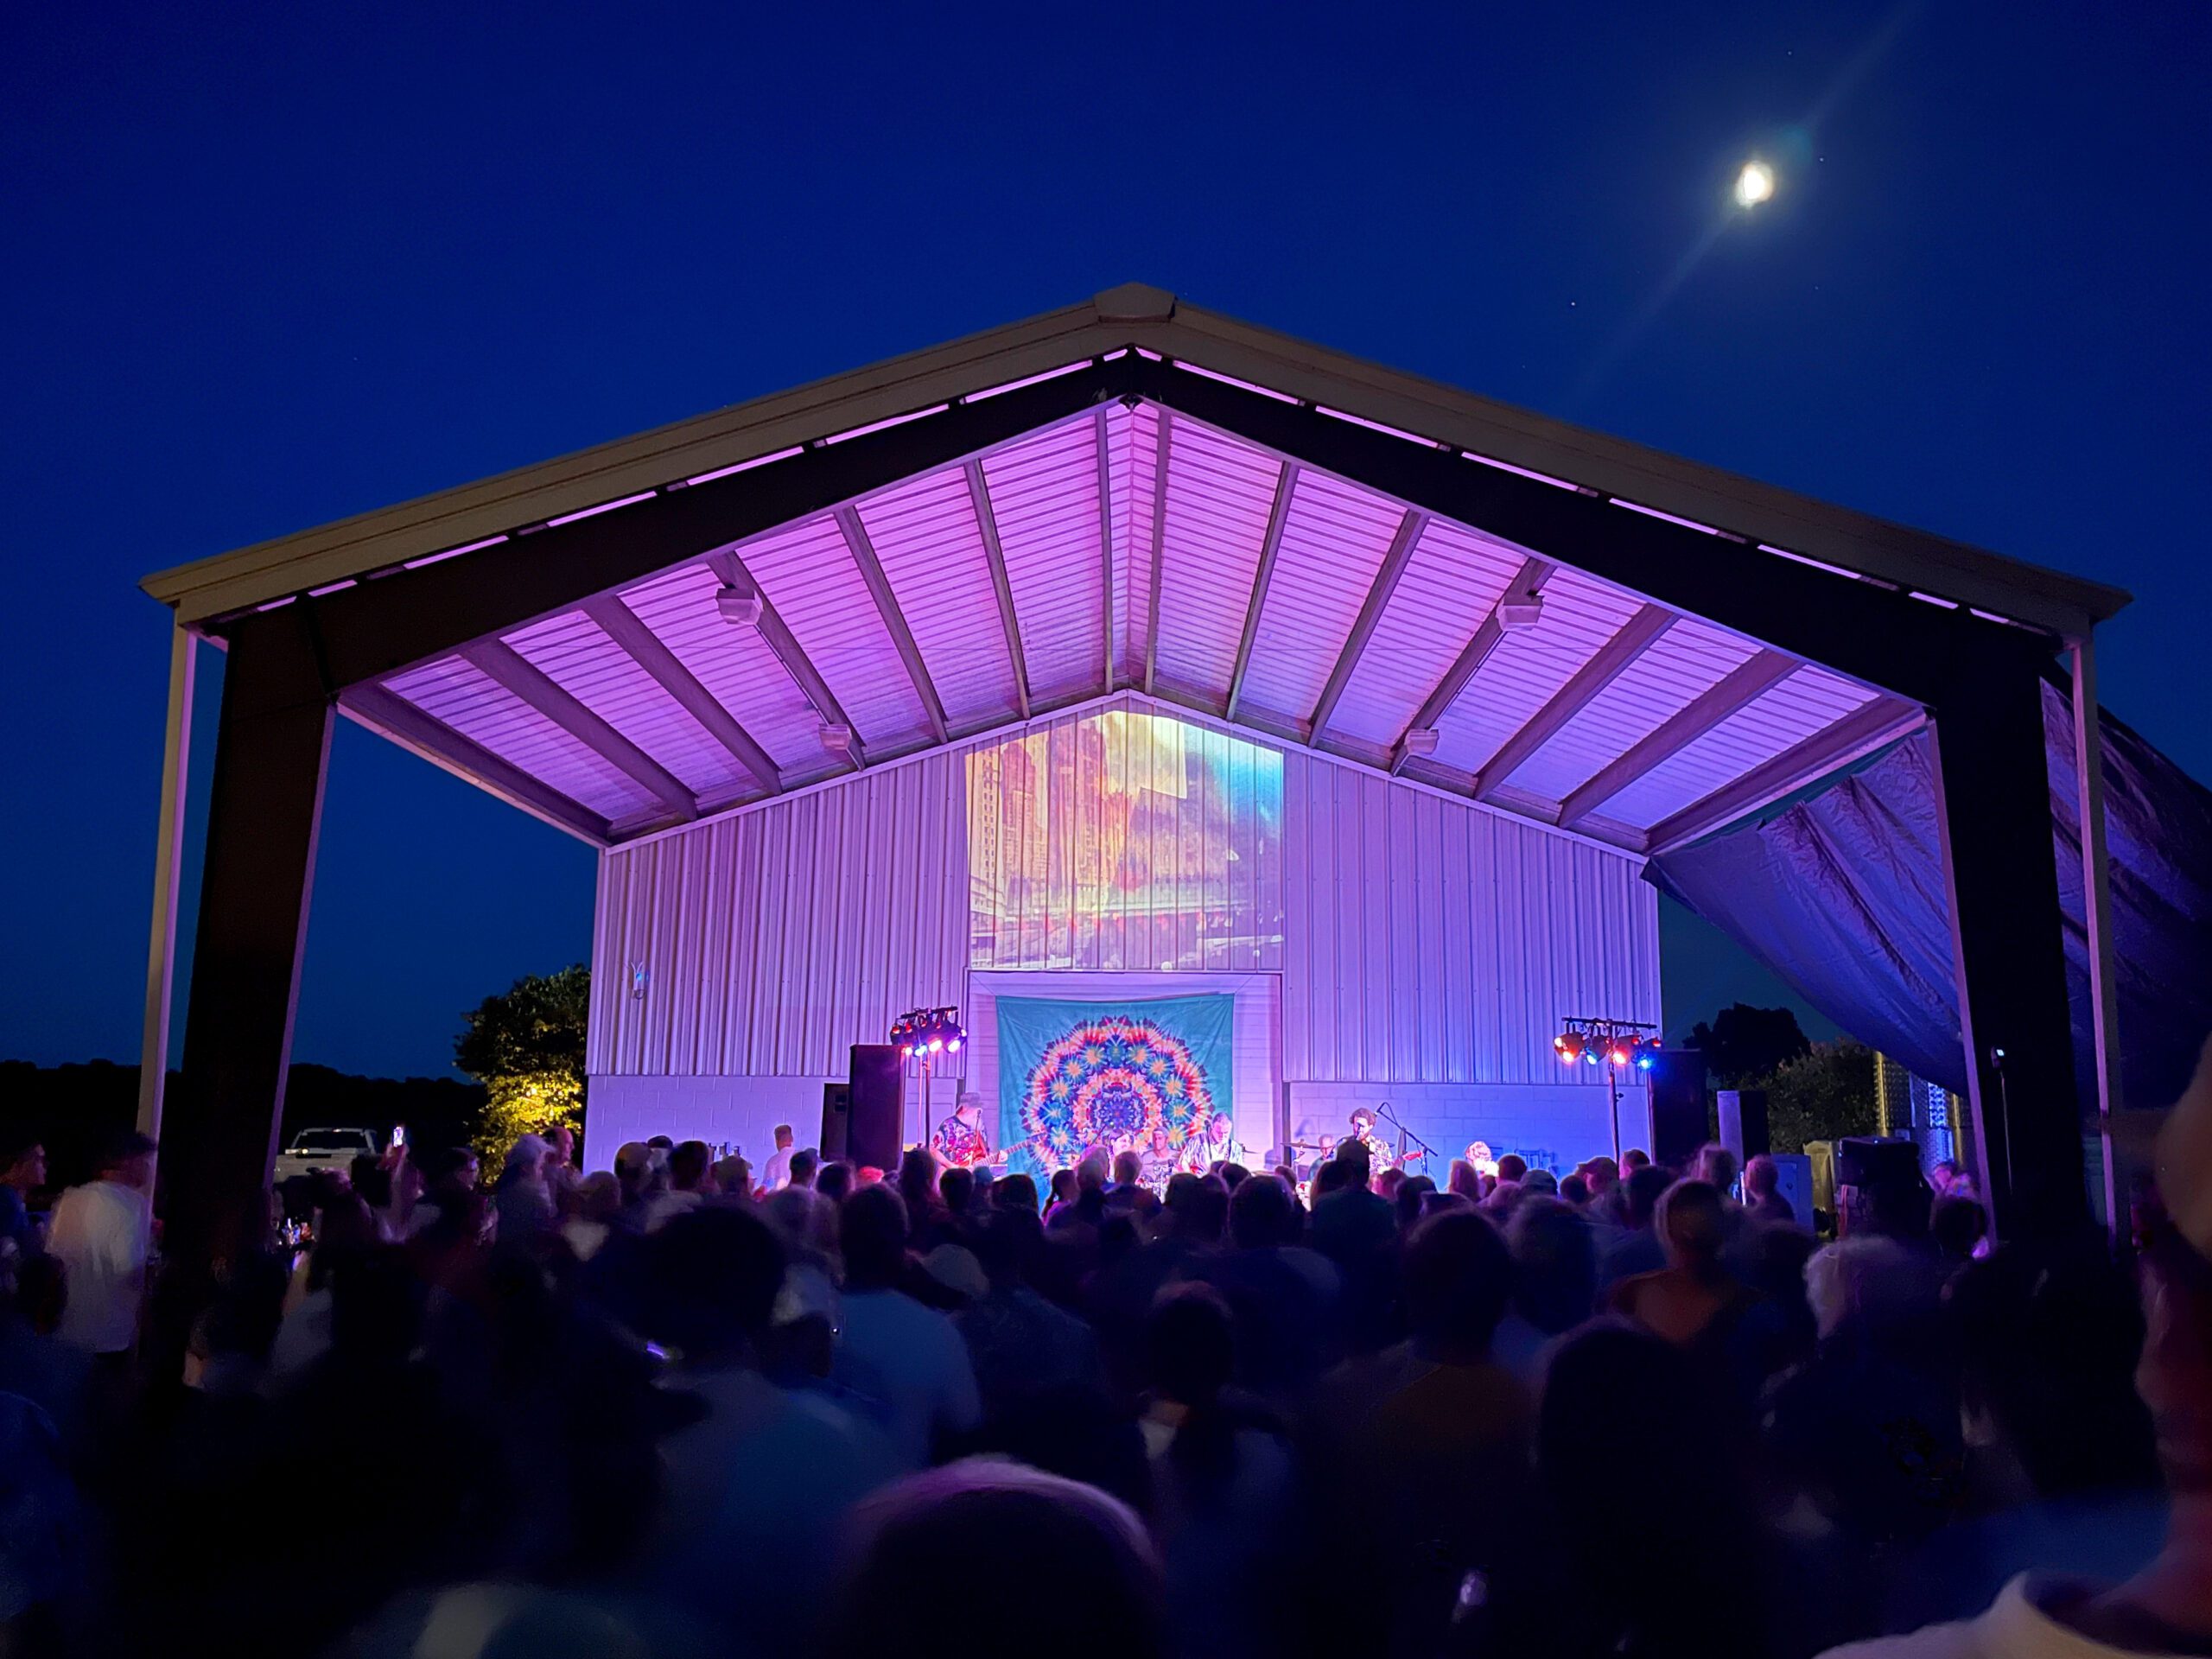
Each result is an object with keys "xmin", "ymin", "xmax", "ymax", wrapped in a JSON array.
[
  {"xmin": 1834, "ymin": 1135, "xmax": 1923, "ymax": 1192},
  {"xmin": 846, "ymin": 1045, "xmax": 905, "ymax": 1172},
  {"xmin": 1646, "ymin": 1048, "xmax": 1710, "ymax": 1168},
  {"xmin": 818, "ymin": 1083, "xmax": 852, "ymax": 1162},
  {"xmin": 1718, "ymin": 1089, "xmax": 1770, "ymax": 1162}
]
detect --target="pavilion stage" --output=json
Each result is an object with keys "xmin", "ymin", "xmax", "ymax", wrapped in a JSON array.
[{"xmin": 137, "ymin": 284, "xmax": 2210, "ymax": 1263}]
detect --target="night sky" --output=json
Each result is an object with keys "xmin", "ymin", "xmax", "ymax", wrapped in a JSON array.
[{"xmin": 3, "ymin": 3, "xmax": 2204, "ymax": 1080}]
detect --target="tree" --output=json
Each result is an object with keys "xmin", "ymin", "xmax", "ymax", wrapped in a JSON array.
[
  {"xmin": 1683, "ymin": 1002, "xmax": 1811, "ymax": 1086},
  {"xmin": 1763, "ymin": 1041, "xmax": 1880, "ymax": 1155},
  {"xmin": 454, "ymin": 965, "xmax": 590, "ymax": 1174}
]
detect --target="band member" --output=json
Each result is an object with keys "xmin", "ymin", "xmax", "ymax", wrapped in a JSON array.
[
  {"xmin": 931, "ymin": 1091, "xmax": 993, "ymax": 1169},
  {"xmin": 1138, "ymin": 1127, "xmax": 1181, "ymax": 1194},
  {"xmin": 1199, "ymin": 1112, "xmax": 1245, "ymax": 1169},
  {"xmin": 1465, "ymin": 1140, "xmax": 1499, "ymax": 1179}
]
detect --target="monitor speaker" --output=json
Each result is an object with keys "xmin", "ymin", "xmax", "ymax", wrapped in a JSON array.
[
  {"xmin": 846, "ymin": 1045, "xmax": 905, "ymax": 1172},
  {"xmin": 1645, "ymin": 1049, "xmax": 1709, "ymax": 1168},
  {"xmin": 818, "ymin": 1083, "xmax": 851, "ymax": 1162},
  {"xmin": 1718, "ymin": 1089, "xmax": 1770, "ymax": 1162}
]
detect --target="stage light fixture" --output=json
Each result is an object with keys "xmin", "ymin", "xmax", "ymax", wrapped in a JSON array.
[{"xmin": 1554, "ymin": 1031, "xmax": 1585, "ymax": 1063}]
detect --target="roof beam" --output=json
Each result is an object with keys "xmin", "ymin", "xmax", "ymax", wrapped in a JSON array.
[
  {"xmin": 964, "ymin": 461, "xmax": 1030, "ymax": 721},
  {"xmin": 836, "ymin": 506, "xmax": 949, "ymax": 744},
  {"xmin": 1555, "ymin": 650, "xmax": 1796, "ymax": 829},
  {"xmin": 581, "ymin": 593, "xmax": 783, "ymax": 795},
  {"xmin": 1644, "ymin": 697, "xmax": 1925, "ymax": 854},
  {"xmin": 1389, "ymin": 556, "xmax": 1554, "ymax": 773},
  {"xmin": 341, "ymin": 683, "xmax": 613, "ymax": 844},
  {"xmin": 1471, "ymin": 604, "xmax": 1674, "ymax": 800},
  {"xmin": 1308, "ymin": 509, "xmax": 1427, "ymax": 738},
  {"xmin": 1225, "ymin": 462, "xmax": 1300, "ymax": 722},
  {"xmin": 1143, "ymin": 409, "xmax": 1173, "ymax": 695},
  {"xmin": 462, "ymin": 639, "xmax": 699, "ymax": 821},
  {"xmin": 711, "ymin": 548, "xmax": 867, "ymax": 772},
  {"xmin": 1096, "ymin": 406, "xmax": 1116, "ymax": 692}
]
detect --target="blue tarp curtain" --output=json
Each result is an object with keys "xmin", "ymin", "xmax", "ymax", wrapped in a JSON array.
[{"xmin": 1646, "ymin": 682, "xmax": 2212, "ymax": 1113}]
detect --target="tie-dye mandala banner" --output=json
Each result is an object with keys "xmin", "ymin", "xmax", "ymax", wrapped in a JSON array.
[{"xmin": 995, "ymin": 994, "xmax": 1233, "ymax": 1177}]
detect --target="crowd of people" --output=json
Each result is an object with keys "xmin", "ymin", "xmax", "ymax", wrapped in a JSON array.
[{"xmin": 0, "ymin": 1050, "xmax": 2206, "ymax": 1659}]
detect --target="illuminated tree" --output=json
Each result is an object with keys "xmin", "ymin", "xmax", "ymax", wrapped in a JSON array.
[{"xmin": 454, "ymin": 965, "xmax": 589, "ymax": 1175}]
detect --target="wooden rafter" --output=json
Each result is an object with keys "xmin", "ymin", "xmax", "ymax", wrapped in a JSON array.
[
  {"xmin": 581, "ymin": 593, "xmax": 782, "ymax": 795},
  {"xmin": 1143, "ymin": 408, "xmax": 1173, "ymax": 695},
  {"xmin": 1555, "ymin": 650, "xmax": 1796, "ymax": 828},
  {"xmin": 709, "ymin": 549, "xmax": 867, "ymax": 771},
  {"xmin": 1308, "ymin": 509, "xmax": 1427, "ymax": 738},
  {"xmin": 1390, "ymin": 556, "xmax": 1556, "ymax": 773},
  {"xmin": 1643, "ymin": 697, "xmax": 1924, "ymax": 854},
  {"xmin": 1471, "ymin": 604, "xmax": 1673, "ymax": 801},
  {"xmin": 964, "ymin": 461, "xmax": 1031, "ymax": 721},
  {"xmin": 836, "ymin": 505, "xmax": 949, "ymax": 743},
  {"xmin": 1224, "ymin": 461, "xmax": 1300, "ymax": 722},
  {"xmin": 462, "ymin": 639, "xmax": 698, "ymax": 820}
]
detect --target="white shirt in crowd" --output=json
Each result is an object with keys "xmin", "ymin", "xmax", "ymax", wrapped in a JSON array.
[
  {"xmin": 1822, "ymin": 1575, "xmax": 2173, "ymax": 1659},
  {"xmin": 760, "ymin": 1146, "xmax": 792, "ymax": 1192},
  {"xmin": 48, "ymin": 1179, "xmax": 152, "ymax": 1354}
]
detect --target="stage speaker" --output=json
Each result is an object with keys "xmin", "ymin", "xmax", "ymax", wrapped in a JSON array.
[
  {"xmin": 1718, "ymin": 1090, "xmax": 1770, "ymax": 1163},
  {"xmin": 1645, "ymin": 1049, "xmax": 1709, "ymax": 1168},
  {"xmin": 846, "ymin": 1045, "xmax": 904, "ymax": 1172},
  {"xmin": 818, "ymin": 1083, "xmax": 851, "ymax": 1162}
]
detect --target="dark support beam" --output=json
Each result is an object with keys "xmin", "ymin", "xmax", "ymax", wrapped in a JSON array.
[
  {"xmin": 343, "ymin": 683, "xmax": 615, "ymax": 842},
  {"xmin": 1309, "ymin": 509, "xmax": 1427, "ymax": 737},
  {"xmin": 836, "ymin": 505, "xmax": 949, "ymax": 742},
  {"xmin": 166, "ymin": 616, "xmax": 332, "ymax": 1287},
  {"xmin": 463, "ymin": 639, "xmax": 698, "ymax": 820},
  {"xmin": 1225, "ymin": 462, "xmax": 1300, "ymax": 721},
  {"xmin": 1557, "ymin": 650, "xmax": 1797, "ymax": 828},
  {"xmin": 1096, "ymin": 406, "xmax": 1115, "ymax": 692},
  {"xmin": 1929, "ymin": 671, "xmax": 2088, "ymax": 1236},
  {"xmin": 710, "ymin": 548, "xmax": 867, "ymax": 771},
  {"xmin": 1125, "ymin": 356, "xmax": 2041, "ymax": 709},
  {"xmin": 581, "ymin": 594, "xmax": 782, "ymax": 795},
  {"xmin": 1143, "ymin": 410, "xmax": 1173, "ymax": 695},
  {"xmin": 1389, "ymin": 556, "xmax": 1554, "ymax": 774},
  {"xmin": 964, "ymin": 461, "xmax": 1031, "ymax": 721},
  {"xmin": 1643, "ymin": 697, "xmax": 1921, "ymax": 852},
  {"xmin": 277, "ymin": 362, "xmax": 1122, "ymax": 693},
  {"xmin": 1472, "ymin": 604, "xmax": 1673, "ymax": 800}
]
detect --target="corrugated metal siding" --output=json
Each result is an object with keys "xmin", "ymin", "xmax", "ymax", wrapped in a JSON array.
[
  {"xmin": 1428, "ymin": 567, "xmax": 1645, "ymax": 778},
  {"xmin": 1238, "ymin": 469, "xmax": 1404, "ymax": 721},
  {"xmin": 590, "ymin": 699, "xmax": 1658, "ymax": 1098},
  {"xmin": 505, "ymin": 608, "xmax": 754, "ymax": 804},
  {"xmin": 1505, "ymin": 618, "xmax": 1760, "ymax": 803},
  {"xmin": 744, "ymin": 514, "xmax": 932, "ymax": 747},
  {"xmin": 1280, "ymin": 750, "xmax": 1660, "ymax": 1085},
  {"xmin": 1152, "ymin": 418, "xmax": 1277, "ymax": 693},
  {"xmin": 856, "ymin": 471, "xmax": 1020, "ymax": 728},
  {"xmin": 617, "ymin": 563, "xmax": 829, "ymax": 772},
  {"xmin": 590, "ymin": 747, "xmax": 969, "ymax": 1076},
  {"xmin": 982, "ymin": 420, "xmax": 1109, "ymax": 701},
  {"xmin": 1604, "ymin": 664, "xmax": 1878, "ymax": 827},
  {"xmin": 1326, "ymin": 518, "xmax": 1530, "ymax": 748},
  {"xmin": 387, "ymin": 655, "xmax": 658, "ymax": 821}
]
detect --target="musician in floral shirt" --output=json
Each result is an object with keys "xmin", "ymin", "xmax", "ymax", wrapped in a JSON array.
[{"xmin": 931, "ymin": 1091, "xmax": 994, "ymax": 1169}]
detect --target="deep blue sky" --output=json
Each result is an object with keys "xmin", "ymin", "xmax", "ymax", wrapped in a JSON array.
[{"xmin": 3, "ymin": 3, "xmax": 2204, "ymax": 1079}]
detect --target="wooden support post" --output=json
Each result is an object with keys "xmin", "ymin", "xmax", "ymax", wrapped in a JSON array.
[
  {"xmin": 166, "ymin": 614, "xmax": 333, "ymax": 1277},
  {"xmin": 1929, "ymin": 668, "xmax": 2087, "ymax": 1236}
]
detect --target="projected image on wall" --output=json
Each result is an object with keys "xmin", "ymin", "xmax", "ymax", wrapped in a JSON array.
[{"xmin": 967, "ymin": 709, "xmax": 1284, "ymax": 971}]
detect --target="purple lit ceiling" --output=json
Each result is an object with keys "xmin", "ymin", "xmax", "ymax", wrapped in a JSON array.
[{"xmin": 359, "ymin": 398, "xmax": 1919, "ymax": 849}]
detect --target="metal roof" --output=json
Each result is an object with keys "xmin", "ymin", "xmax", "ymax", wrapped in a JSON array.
[{"xmin": 142, "ymin": 284, "xmax": 2128, "ymax": 854}]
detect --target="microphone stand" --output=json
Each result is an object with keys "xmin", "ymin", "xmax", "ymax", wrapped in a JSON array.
[{"xmin": 1374, "ymin": 1101, "xmax": 1437, "ymax": 1168}]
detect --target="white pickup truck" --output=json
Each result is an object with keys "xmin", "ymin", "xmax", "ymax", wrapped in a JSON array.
[{"xmin": 273, "ymin": 1127, "xmax": 381, "ymax": 1185}]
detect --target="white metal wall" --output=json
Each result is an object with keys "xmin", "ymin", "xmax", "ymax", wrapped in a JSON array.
[{"xmin": 588, "ymin": 697, "xmax": 1661, "ymax": 1170}]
